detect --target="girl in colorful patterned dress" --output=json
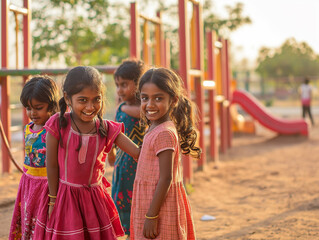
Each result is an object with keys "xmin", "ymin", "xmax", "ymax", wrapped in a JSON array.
[
  {"xmin": 9, "ymin": 76, "xmax": 59, "ymax": 240},
  {"xmin": 130, "ymin": 68, "xmax": 201, "ymax": 239},
  {"xmin": 111, "ymin": 59, "xmax": 146, "ymax": 238},
  {"xmin": 34, "ymin": 66, "xmax": 140, "ymax": 240}
]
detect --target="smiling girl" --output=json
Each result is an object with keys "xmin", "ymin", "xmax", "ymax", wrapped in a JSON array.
[
  {"xmin": 33, "ymin": 66, "xmax": 140, "ymax": 240},
  {"xmin": 130, "ymin": 68, "xmax": 201, "ymax": 240}
]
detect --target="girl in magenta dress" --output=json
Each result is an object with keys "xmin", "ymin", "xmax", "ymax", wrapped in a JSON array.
[
  {"xmin": 9, "ymin": 76, "xmax": 59, "ymax": 239},
  {"xmin": 130, "ymin": 68, "xmax": 201, "ymax": 239},
  {"xmin": 34, "ymin": 66, "xmax": 140, "ymax": 240}
]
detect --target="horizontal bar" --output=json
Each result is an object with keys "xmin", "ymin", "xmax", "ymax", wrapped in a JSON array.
[
  {"xmin": 215, "ymin": 41, "xmax": 223, "ymax": 49},
  {"xmin": 10, "ymin": 104, "xmax": 23, "ymax": 110},
  {"xmin": 188, "ymin": 0, "xmax": 200, "ymax": 5},
  {"xmin": 10, "ymin": 147, "xmax": 22, "ymax": 153},
  {"xmin": 9, "ymin": 4, "xmax": 28, "ymax": 15},
  {"xmin": 139, "ymin": 14, "xmax": 161, "ymax": 24},
  {"xmin": 189, "ymin": 69, "xmax": 202, "ymax": 77},
  {"xmin": 10, "ymin": 125, "xmax": 23, "ymax": 132},
  {"xmin": 203, "ymin": 80, "xmax": 215, "ymax": 89},
  {"xmin": 215, "ymin": 95, "xmax": 225, "ymax": 103},
  {"xmin": 0, "ymin": 65, "xmax": 118, "ymax": 77}
]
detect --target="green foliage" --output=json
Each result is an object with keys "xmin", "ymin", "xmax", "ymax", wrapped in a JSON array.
[
  {"xmin": 31, "ymin": 0, "xmax": 250, "ymax": 67},
  {"xmin": 203, "ymin": 2, "xmax": 251, "ymax": 35},
  {"xmin": 256, "ymin": 38, "xmax": 319, "ymax": 78},
  {"xmin": 32, "ymin": 0, "xmax": 130, "ymax": 66}
]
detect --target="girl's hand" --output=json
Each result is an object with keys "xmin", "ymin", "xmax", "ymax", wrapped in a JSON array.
[
  {"xmin": 143, "ymin": 218, "xmax": 159, "ymax": 239},
  {"xmin": 48, "ymin": 205, "xmax": 54, "ymax": 220}
]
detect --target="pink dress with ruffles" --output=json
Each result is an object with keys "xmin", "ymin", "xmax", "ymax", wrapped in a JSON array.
[
  {"xmin": 9, "ymin": 123, "xmax": 48, "ymax": 240},
  {"xmin": 130, "ymin": 121, "xmax": 196, "ymax": 240},
  {"xmin": 34, "ymin": 113, "xmax": 125, "ymax": 240}
]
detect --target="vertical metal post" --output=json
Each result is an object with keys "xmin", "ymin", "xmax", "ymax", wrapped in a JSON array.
[
  {"xmin": 143, "ymin": 21, "xmax": 150, "ymax": 65},
  {"xmin": 130, "ymin": 2, "xmax": 140, "ymax": 59},
  {"xmin": 155, "ymin": 11, "xmax": 164, "ymax": 67},
  {"xmin": 163, "ymin": 39, "xmax": 170, "ymax": 68},
  {"xmin": 193, "ymin": 3, "xmax": 206, "ymax": 170},
  {"xmin": 220, "ymin": 38, "xmax": 228, "ymax": 153},
  {"xmin": 23, "ymin": 0, "xmax": 31, "ymax": 127},
  {"xmin": 225, "ymin": 39, "xmax": 232, "ymax": 148},
  {"xmin": 207, "ymin": 31, "xmax": 219, "ymax": 164},
  {"xmin": 1, "ymin": 0, "xmax": 11, "ymax": 173},
  {"xmin": 178, "ymin": 0, "xmax": 192, "ymax": 183}
]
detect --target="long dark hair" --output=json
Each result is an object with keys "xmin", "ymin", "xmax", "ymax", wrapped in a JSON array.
[
  {"xmin": 20, "ymin": 75, "xmax": 59, "ymax": 114},
  {"xmin": 138, "ymin": 68, "xmax": 201, "ymax": 159},
  {"xmin": 58, "ymin": 66, "xmax": 107, "ymax": 149}
]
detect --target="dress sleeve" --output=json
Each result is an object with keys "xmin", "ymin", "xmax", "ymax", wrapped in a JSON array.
[
  {"xmin": 104, "ymin": 120, "xmax": 124, "ymax": 152},
  {"xmin": 44, "ymin": 113, "xmax": 60, "ymax": 140},
  {"xmin": 153, "ymin": 130, "xmax": 176, "ymax": 156}
]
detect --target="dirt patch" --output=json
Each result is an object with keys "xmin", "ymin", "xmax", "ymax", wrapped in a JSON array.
[{"xmin": 1, "ymin": 123, "xmax": 319, "ymax": 239}]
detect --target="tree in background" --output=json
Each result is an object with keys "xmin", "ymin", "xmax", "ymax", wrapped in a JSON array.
[
  {"xmin": 256, "ymin": 38, "xmax": 319, "ymax": 78},
  {"xmin": 203, "ymin": 2, "xmax": 251, "ymax": 35},
  {"xmin": 32, "ymin": 0, "xmax": 129, "ymax": 66},
  {"xmin": 31, "ymin": 0, "xmax": 250, "ymax": 67}
]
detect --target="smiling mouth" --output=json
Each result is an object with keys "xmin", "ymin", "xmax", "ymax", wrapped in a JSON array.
[
  {"xmin": 82, "ymin": 112, "xmax": 95, "ymax": 116},
  {"xmin": 147, "ymin": 111, "xmax": 158, "ymax": 115}
]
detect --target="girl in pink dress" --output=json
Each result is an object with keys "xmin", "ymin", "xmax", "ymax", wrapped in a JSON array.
[
  {"xmin": 9, "ymin": 76, "xmax": 59, "ymax": 240},
  {"xmin": 34, "ymin": 66, "xmax": 140, "ymax": 240},
  {"xmin": 130, "ymin": 68, "xmax": 201, "ymax": 239}
]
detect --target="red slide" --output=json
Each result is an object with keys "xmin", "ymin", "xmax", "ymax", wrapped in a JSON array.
[{"xmin": 232, "ymin": 90, "xmax": 308, "ymax": 136}]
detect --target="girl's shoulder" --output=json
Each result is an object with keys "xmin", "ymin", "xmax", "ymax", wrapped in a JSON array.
[
  {"xmin": 147, "ymin": 121, "xmax": 177, "ymax": 141},
  {"xmin": 116, "ymin": 102, "xmax": 126, "ymax": 112}
]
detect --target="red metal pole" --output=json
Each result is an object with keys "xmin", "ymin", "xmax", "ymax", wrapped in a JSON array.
[
  {"xmin": 178, "ymin": 0, "xmax": 192, "ymax": 183},
  {"xmin": 23, "ymin": 0, "xmax": 31, "ymax": 127},
  {"xmin": 178, "ymin": 0, "xmax": 190, "ymax": 95},
  {"xmin": 206, "ymin": 31, "xmax": 219, "ymax": 164},
  {"xmin": 130, "ymin": 2, "xmax": 140, "ymax": 59},
  {"xmin": 1, "ymin": 0, "xmax": 11, "ymax": 173},
  {"xmin": 193, "ymin": 4, "xmax": 206, "ymax": 170}
]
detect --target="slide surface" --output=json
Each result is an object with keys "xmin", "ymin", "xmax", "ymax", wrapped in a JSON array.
[{"xmin": 232, "ymin": 90, "xmax": 308, "ymax": 136}]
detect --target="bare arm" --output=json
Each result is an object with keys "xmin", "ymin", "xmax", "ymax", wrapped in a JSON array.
[
  {"xmin": 46, "ymin": 132, "xmax": 59, "ymax": 218},
  {"xmin": 107, "ymin": 147, "xmax": 116, "ymax": 166},
  {"xmin": 114, "ymin": 132, "xmax": 140, "ymax": 160},
  {"xmin": 143, "ymin": 150, "xmax": 174, "ymax": 239},
  {"xmin": 121, "ymin": 104, "xmax": 141, "ymax": 119}
]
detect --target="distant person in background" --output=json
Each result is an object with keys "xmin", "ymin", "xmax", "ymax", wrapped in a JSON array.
[{"xmin": 299, "ymin": 77, "xmax": 315, "ymax": 126}]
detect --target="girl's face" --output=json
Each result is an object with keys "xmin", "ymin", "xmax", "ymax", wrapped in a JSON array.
[
  {"xmin": 65, "ymin": 87, "xmax": 102, "ymax": 123},
  {"xmin": 115, "ymin": 76, "xmax": 137, "ymax": 104},
  {"xmin": 140, "ymin": 82, "xmax": 172, "ymax": 125},
  {"xmin": 26, "ymin": 98, "xmax": 52, "ymax": 127}
]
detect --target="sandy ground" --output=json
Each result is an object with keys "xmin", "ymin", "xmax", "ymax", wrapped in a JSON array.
[{"xmin": 1, "ymin": 117, "xmax": 319, "ymax": 239}]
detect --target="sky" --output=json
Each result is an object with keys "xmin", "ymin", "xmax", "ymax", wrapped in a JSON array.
[{"xmin": 213, "ymin": 0, "xmax": 319, "ymax": 65}]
